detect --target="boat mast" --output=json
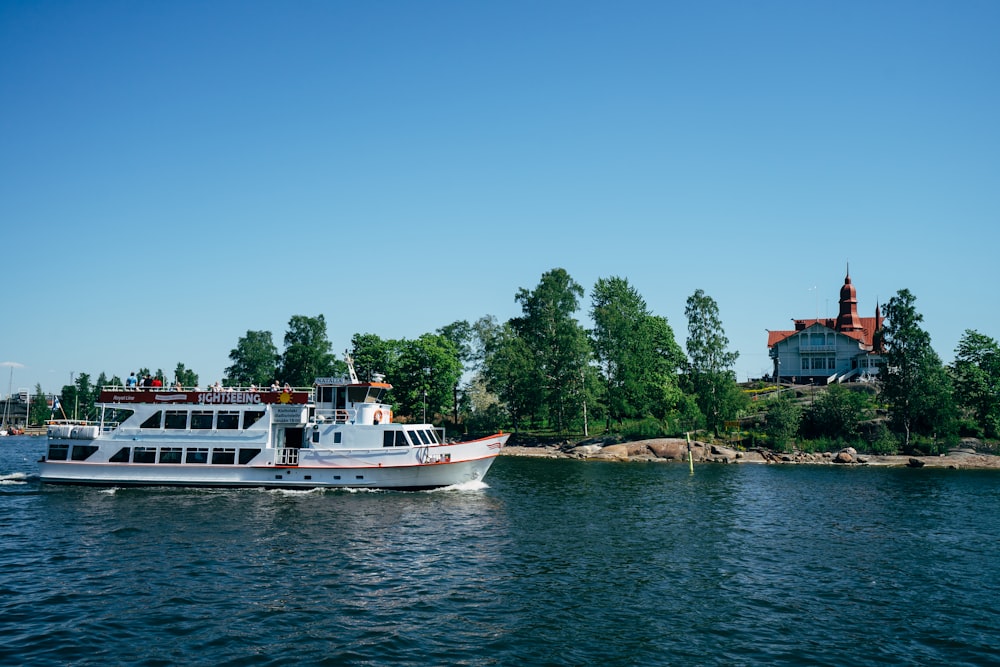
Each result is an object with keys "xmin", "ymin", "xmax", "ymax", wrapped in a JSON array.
[{"xmin": 2, "ymin": 366, "xmax": 11, "ymax": 429}]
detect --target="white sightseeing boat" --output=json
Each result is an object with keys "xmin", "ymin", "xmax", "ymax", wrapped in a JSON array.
[{"xmin": 39, "ymin": 368, "xmax": 508, "ymax": 490}]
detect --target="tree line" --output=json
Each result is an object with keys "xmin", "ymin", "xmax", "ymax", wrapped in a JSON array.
[{"xmin": 42, "ymin": 270, "xmax": 999, "ymax": 454}]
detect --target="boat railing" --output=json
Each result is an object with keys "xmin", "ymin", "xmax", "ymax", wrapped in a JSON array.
[
  {"xmin": 315, "ymin": 408, "xmax": 357, "ymax": 424},
  {"xmin": 275, "ymin": 448, "xmax": 299, "ymax": 466},
  {"xmin": 46, "ymin": 418, "xmax": 98, "ymax": 427},
  {"xmin": 100, "ymin": 384, "xmax": 316, "ymax": 397}
]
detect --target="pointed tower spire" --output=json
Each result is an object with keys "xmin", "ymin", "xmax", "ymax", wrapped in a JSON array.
[{"xmin": 835, "ymin": 267, "xmax": 862, "ymax": 332}]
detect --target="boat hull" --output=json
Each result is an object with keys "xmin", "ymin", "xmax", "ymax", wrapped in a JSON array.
[{"xmin": 39, "ymin": 434, "xmax": 507, "ymax": 490}]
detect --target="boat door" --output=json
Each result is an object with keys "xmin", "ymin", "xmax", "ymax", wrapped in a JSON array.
[{"xmin": 275, "ymin": 426, "xmax": 304, "ymax": 449}]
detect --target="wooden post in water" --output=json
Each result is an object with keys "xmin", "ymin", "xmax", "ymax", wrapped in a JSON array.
[{"xmin": 686, "ymin": 432, "xmax": 694, "ymax": 474}]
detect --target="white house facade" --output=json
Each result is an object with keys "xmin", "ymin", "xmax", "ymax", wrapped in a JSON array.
[{"xmin": 767, "ymin": 272, "xmax": 884, "ymax": 384}]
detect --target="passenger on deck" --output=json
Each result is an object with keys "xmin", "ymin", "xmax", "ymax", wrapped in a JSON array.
[{"xmin": 126, "ymin": 372, "xmax": 137, "ymax": 390}]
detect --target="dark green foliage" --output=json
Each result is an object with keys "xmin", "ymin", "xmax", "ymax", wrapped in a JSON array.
[
  {"xmin": 226, "ymin": 330, "xmax": 279, "ymax": 387},
  {"xmin": 389, "ymin": 334, "xmax": 462, "ymax": 422},
  {"xmin": 29, "ymin": 384, "xmax": 49, "ymax": 426},
  {"xmin": 173, "ymin": 363, "xmax": 198, "ymax": 388},
  {"xmin": 879, "ymin": 289, "xmax": 958, "ymax": 450},
  {"xmin": 764, "ymin": 397, "xmax": 801, "ymax": 452},
  {"xmin": 623, "ymin": 417, "xmax": 668, "ymax": 440},
  {"xmin": 278, "ymin": 315, "xmax": 345, "ymax": 387},
  {"xmin": 800, "ymin": 384, "xmax": 874, "ymax": 440},
  {"xmin": 350, "ymin": 333, "xmax": 394, "ymax": 382},
  {"xmin": 950, "ymin": 329, "xmax": 1000, "ymax": 438},
  {"xmin": 684, "ymin": 289, "xmax": 745, "ymax": 434},
  {"xmin": 591, "ymin": 276, "xmax": 686, "ymax": 427},
  {"xmin": 511, "ymin": 268, "xmax": 591, "ymax": 433}
]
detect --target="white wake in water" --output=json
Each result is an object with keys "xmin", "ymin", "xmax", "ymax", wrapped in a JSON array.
[
  {"xmin": 0, "ymin": 472, "xmax": 30, "ymax": 485},
  {"xmin": 428, "ymin": 479, "xmax": 490, "ymax": 493}
]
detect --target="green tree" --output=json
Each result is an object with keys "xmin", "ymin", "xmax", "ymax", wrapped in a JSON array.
[
  {"xmin": 278, "ymin": 315, "xmax": 345, "ymax": 387},
  {"xmin": 226, "ymin": 330, "xmax": 279, "ymax": 387},
  {"xmin": 480, "ymin": 318, "xmax": 540, "ymax": 431},
  {"xmin": 437, "ymin": 320, "xmax": 475, "ymax": 425},
  {"xmin": 684, "ymin": 289, "xmax": 745, "ymax": 434},
  {"xmin": 61, "ymin": 372, "xmax": 94, "ymax": 421},
  {"xmin": 513, "ymin": 268, "xmax": 591, "ymax": 432},
  {"xmin": 764, "ymin": 396, "xmax": 802, "ymax": 452},
  {"xmin": 800, "ymin": 384, "xmax": 873, "ymax": 442},
  {"xmin": 879, "ymin": 289, "xmax": 957, "ymax": 450},
  {"xmin": 29, "ymin": 384, "xmax": 49, "ymax": 426},
  {"xmin": 950, "ymin": 329, "xmax": 1000, "ymax": 438},
  {"xmin": 350, "ymin": 333, "xmax": 395, "ymax": 382},
  {"xmin": 590, "ymin": 276, "xmax": 686, "ymax": 427},
  {"xmin": 174, "ymin": 363, "xmax": 199, "ymax": 388},
  {"xmin": 389, "ymin": 334, "xmax": 462, "ymax": 423}
]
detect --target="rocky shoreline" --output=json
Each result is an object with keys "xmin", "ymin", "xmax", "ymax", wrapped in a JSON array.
[{"xmin": 501, "ymin": 437, "xmax": 1000, "ymax": 469}]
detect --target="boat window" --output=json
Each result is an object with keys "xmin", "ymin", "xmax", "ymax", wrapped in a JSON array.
[
  {"xmin": 347, "ymin": 387, "xmax": 368, "ymax": 405},
  {"xmin": 191, "ymin": 411, "xmax": 214, "ymax": 430},
  {"xmin": 318, "ymin": 386, "xmax": 333, "ymax": 403},
  {"xmin": 432, "ymin": 428, "xmax": 444, "ymax": 444},
  {"xmin": 217, "ymin": 411, "xmax": 239, "ymax": 430},
  {"xmin": 238, "ymin": 449, "xmax": 261, "ymax": 464},
  {"xmin": 395, "ymin": 431, "xmax": 410, "ymax": 447},
  {"xmin": 164, "ymin": 411, "xmax": 188, "ymax": 430},
  {"xmin": 109, "ymin": 447, "xmax": 131, "ymax": 462},
  {"xmin": 312, "ymin": 430, "xmax": 320, "ymax": 444},
  {"xmin": 212, "ymin": 448, "xmax": 236, "ymax": 464},
  {"xmin": 242, "ymin": 410, "xmax": 264, "ymax": 429},
  {"xmin": 336, "ymin": 387, "xmax": 347, "ymax": 409},
  {"xmin": 159, "ymin": 448, "xmax": 182, "ymax": 463},
  {"xmin": 71, "ymin": 445, "xmax": 99, "ymax": 461},
  {"xmin": 47, "ymin": 444, "xmax": 69, "ymax": 461},
  {"xmin": 334, "ymin": 431, "xmax": 342, "ymax": 444},
  {"xmin": 383, "ymin": 431, "xmax": 395, "ymax": 447},
  {"xmin": 133, "ymin": 447, "xmax": 156, "ymax": 463},
  {"xmin": 140, "ymin": 411, "xmax": 163, "ymax": 429},
  {"xmin": 185, "ymin": 448, "xmax": 208, "ymax": 464},
  {"xmin": 103, "ymin": 408, "xmax": 134, "ymax": 426},
  {"xmin": 416, "ymin": 430, "xmax": 431, "ymax": 445}
]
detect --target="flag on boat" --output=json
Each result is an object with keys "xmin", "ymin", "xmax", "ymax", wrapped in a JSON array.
[{"xmin": 51, "ymin": 397, "xmax": 60, "ymax": 412}]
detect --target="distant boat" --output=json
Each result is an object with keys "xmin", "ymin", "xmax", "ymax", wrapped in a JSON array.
[{"xmin": 39, "ymin": 358, "xmax": 507, "ymax": 489}]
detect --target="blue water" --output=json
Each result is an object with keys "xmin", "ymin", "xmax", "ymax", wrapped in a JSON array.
[{"xmin": 2, "ymin": 435, "xmax": 998, "ymax": 666}]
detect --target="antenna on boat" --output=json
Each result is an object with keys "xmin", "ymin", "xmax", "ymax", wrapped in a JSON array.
[{"xmin": 344, "ymin": 350, "xmax": 359, "ymax": 384}]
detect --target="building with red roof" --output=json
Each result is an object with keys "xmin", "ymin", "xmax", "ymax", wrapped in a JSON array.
[{"xmin": 766, "ymin": 270, "xmax": 884, "ymax": 384}]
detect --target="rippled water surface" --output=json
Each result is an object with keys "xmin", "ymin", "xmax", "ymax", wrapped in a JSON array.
[{"xmin": 2, "ymin": 435, "xmax": 999, "ymax": 665}]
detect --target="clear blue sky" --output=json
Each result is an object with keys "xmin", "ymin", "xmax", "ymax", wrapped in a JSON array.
[{"xmin": 2, "ymin": 1, "xmax": 998, "ymax": 395}]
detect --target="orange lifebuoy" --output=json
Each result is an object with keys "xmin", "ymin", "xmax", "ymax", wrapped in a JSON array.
[{"xmin": 373, "ymin": 410, "xmax": 383, "ymax": 424}]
